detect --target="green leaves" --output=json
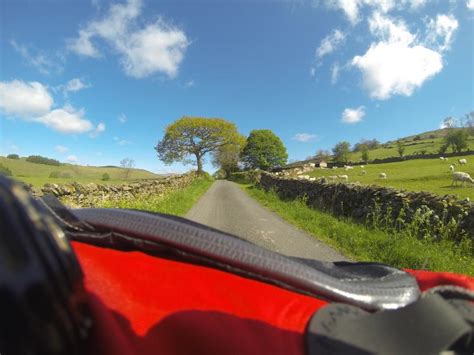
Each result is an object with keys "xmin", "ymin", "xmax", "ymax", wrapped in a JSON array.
[
  {"xmin": 155, "ymin": 116, "xmax": 242, "ymax": 173},
  {"xmin": 241, "ymin": 130, "xmax": 288, "ymax": 170}
]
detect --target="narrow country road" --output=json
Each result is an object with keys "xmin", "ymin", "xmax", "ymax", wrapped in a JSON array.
[{"xmin": 186, "ymin": 180, "xmax": 348, "ymax": 261}]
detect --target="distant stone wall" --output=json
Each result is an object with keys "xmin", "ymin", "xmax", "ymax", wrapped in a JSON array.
[
  {"xmin": 29, "ymin": 172, "xmax": 197, "ymax": 208},
  {"xmin": 259, "ymin": 172, "xmax": 474, "ymax": 241}
]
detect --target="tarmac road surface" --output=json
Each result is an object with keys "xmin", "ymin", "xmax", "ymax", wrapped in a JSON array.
[{"xmin": 186, "ymin": 180, "xmax": 349, "ymax": 261}]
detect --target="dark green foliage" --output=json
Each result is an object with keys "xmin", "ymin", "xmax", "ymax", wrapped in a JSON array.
[
  {"xmin": 445, "ymin": 129, "xmax": 469, "ymax": 153},
  {"xmin": 241, "ymin": 130, "xmax": 288, "ymax": 170},
  {"xmin": 49, "ymin": 171, "xmax": 61, "ymax": 178},
  {"xmin": 7, "ymin": 154, "xmax": 19, "ymax": 159},
  {"xmin": 359, "ymin": 144, "xmax": 369, "ymax": 163},
  {"xmin": 0, "ymin": 163, "xmax": 12, "ymax": 176},
  {"xmin": 332, "ymin": 141, "xmax": 351, "ymax": 163},
  {"xmin": 396, "ymin": 140, "xmax": 405, "ymax": 157},
  {"xmin": 102, "ymin": 173, "xmax": 110, "ymax": 181},
  {"xmin": 413, "ymin": 135, "xmax": 422, "ymax": 141},
  {"xmin": 26, "ymin": 155, "xmax": 60, "ymax": 166}
]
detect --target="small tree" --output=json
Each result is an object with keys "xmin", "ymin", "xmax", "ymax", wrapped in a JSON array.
[
  {"xmin": 120, "ymin": 158, "xmax": 135, "ymax": 179},
  {"xmin": 102, "ymin": 173, "xmax": 110, "ymax": 181},
  {"xmin": 462, "ymin": 111, "xmax": 474, "ymax": 135},
  {"xmin": 241, "ymin": 130, "xmax": 288, "ymax": 170},
  {"xmin": 438, "ymin": 144, "xmax": 449, "ymax": 154},
  {"xmin": 7, "ymin": 154, "xmax": 19, "ymax": 159},
  {"xmin": 155, "ymin": 117, "xmax": 242, "ymax": 175},
  {"xmin": 396, "ymin": 140, "xmax": 405, "ymax": 157},
  {"xmin": 315, "ymin": 149, "xmax": 331, "ymax": 162},
  {"xmin": 445, "ymin": 129, "xmax": 469, "ymax": 153},
  {"xmin": 360, "ymin": 144, "xmax": 369, "ymax": 163},
  {"xmin": 212, "ymin": 134, "xmax": 246, "ymax": 178},
  {"xmin": 332, "ymin": 141, "xmax": 351, "ymax": 163}
]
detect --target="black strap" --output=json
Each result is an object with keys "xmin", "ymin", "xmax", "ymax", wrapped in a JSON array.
[{"xmin": 306, "ymin": 293, "xmax": 474, "ymax": 355}]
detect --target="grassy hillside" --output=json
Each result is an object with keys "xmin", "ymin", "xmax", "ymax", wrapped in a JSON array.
[
  {"xmin": 307, "ymin": 156, "xmax": 474, "ymax": 200},
  {"xmin": 0, "ymin": 156, "xmax": 162, "ymax": 186}
]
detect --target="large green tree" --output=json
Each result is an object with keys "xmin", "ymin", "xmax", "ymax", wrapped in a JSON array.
[
  {"xmin": 241, "ymin": 130, "xmax": 288, "ymax": 170},
  {"xmin": 155, "ymin": 116, "xmax": 242, "ymax": 174},
  {"xmin": 332, "ymin": 141, "xmax": 351, "ymax": 163},
  {"xmin": 445, "ymin": 129, "xmax": 469, "ymax": 153},
  {"xmin": 212, "ymin": 134, "xmax": 246, "ymax": 178}
]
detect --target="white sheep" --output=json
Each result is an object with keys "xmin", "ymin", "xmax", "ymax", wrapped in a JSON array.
[
  {"xmin": 332, "ymin": 166, "xmax": 338, "ymax": 170},
  {"xmin": 379, "ymin": 173, "xmax": 387, "ymax": 179},
  {"xmin": 338, "ymin": 175, "xmax": 349, "ymax": 182},
  {"xmin": 459, "ymin": 158, "xmax": 467, "ymax": 165},
  {"xmin": 360, "ymin": 170, "xmax": 367, "ymax": 175},
  {"xmin": 449, "ymin": 164, "xmax": 455, "ymax": 172},
  {"xmin": 309, "ymin": 177, "xmax": 316, "ymax": 181},
  {"xmin": 452, "ymin": 171, "xmax": 474, "ymax": 186},
  {"xmin": 360, "ymin": 165, "xmax": 365, "ymax": 168}
]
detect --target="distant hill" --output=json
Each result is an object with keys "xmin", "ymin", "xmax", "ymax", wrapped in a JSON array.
[
  {"xmin": 287, "ymin": 128, "xmax": 474, "ymax": 168},
  {"xmin": 0, "ymin": 156, "xmax": 164, "ymax": 187}
]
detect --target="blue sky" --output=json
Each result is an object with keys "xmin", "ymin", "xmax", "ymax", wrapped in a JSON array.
[{"xmin": 1, "ymin": 0, "xmax": 473, "ymax": 173}]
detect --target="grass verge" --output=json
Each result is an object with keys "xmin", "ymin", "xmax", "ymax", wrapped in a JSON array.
[
  {"xmin": 97, "ymin": 175, "xmax": 214, "ymax": 216},
  {"xmin": 241, "ymin": 184, "xmax": 474, "ymax": 276}
]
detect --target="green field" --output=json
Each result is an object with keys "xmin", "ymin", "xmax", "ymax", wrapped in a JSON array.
[
  {"xmin": 0, "ymin": 156, "xmax": 161, "ymax": 186},
  {"xmin": 306, "ymin": 156, "xmax": 474, "ymax": 200}
]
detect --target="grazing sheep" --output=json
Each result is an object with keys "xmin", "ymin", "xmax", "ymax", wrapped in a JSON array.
[
  {"xmin": 459, "ymin": 158, "xmax": 467, "ymax": 165},
  {"xmin": 332, "ymin": 166, "xmax": 338, "ymax": 170},
  {"xmin": 360, "ymin": 165, "xmax": 365, "ymax": 168},
  {"xmin": 379, "ymin": 173, "xmax": 387, "ymax": 179},
  {"xmin": 360, "ymin": 170, "xmax": 367, "ymax": 175},
  {"xmin": 338, "ymin": 175, "xmax": 349, "ymax": 182},
  {"xmin": 440, "ymin": 157, "xmax": 445, "ymax": 160},
  {"xmin": 452, "ymin": 172, "xmax": 474, "ymax": 186},
  {"xmin": 449, "ymin": 164, "xmax": 455, "ymax": 172},
  {"xmin": 344, "ymin": 166, "xmax": 354, "ymax": 171}
]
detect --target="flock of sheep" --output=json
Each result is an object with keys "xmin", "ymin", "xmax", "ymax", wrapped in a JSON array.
[{"xmin": 277, "ymin": 157, "xmax": 474, "ymax": 187}]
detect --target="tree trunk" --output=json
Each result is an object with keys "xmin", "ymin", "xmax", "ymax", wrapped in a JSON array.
[{"xmin": 196, "ymin": 155, "xmax": 203, "ymax": 175}]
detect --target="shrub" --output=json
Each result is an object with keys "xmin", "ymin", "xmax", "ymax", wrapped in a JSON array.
[
  {"xmin": 7, "ymin": 154, "xmax": 19, "ymax": 159},
  {"xmin": 61, "ymin": 172, "xmax": 72, "ymax": 179},
  {"xmin": 102, "ymin": 173, "xmax": 110, "ymax": 181},
  {"xmin": 0, "ymin": 164, "xmax": 12, "ymax": 176},
  {"xmin": 26, "ymin": 155, "xmax": 60, "ymax": 166},
  {"xmin": 49, "ymin": 171, "xmax": 61, "ymax": 178},
  {"xmin": 413, "ymin": 135, "xmax": 422, "ymax": 141},
  {"xmin": 429, "ymin": 134, "xmax": 436, "ymax": 139}
]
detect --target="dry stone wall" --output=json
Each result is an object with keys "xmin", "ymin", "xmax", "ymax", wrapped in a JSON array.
[
  {"xmin": 259, "ymin": 172, "xmax": 474, "ymax": 240},
  {"xmin": 28, "ymin": 172, "xmax": 197, "ymax": 208}
]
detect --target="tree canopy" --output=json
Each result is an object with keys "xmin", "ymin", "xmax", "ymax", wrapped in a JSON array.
[
  {"xmin": 155, "ymin": 117, "xmax": 242, "ymax": 174},
  {"xmin": 241, "ymin": 129, "xmax": 288, "ymax": 170},
  {"xmin": 445, "ymin": 129, "xmax": 469, "ymax": 153},
  {"xmin": 212, "ymin": 134, "xmax": 246, "ymax": 178},
  {"xmin": 332, "ymin": 141, "xmax": 351, "ymax": 163}
]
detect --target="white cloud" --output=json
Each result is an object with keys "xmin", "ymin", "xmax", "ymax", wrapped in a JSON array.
[
  {"xmin": 331, "ymin": 63, "xmax": 340, "ymax": 84},
  {"xmin": 341, "ymin": 106, "xmax": 365, "ymax": 123},
  {"xmin": 113, "ymin": 136, "xmax": 131, "ymax": 145},
  {"xmin": 426, "ymin": 14, "xmax": 459, "ymax": 52},
  {"xmin": 332, "ymin": 0, "xmax": 361, "ymax": 24},
  {"xmin": 310, "ymin": 67, "xmax": 316, "ymax": 77},
  {"xmin": 37, "ymin": 106, "xmax": 95, "ymax": 134},
  {"xmin": 10, "ymin": 40, "xmax": 62, "ymax": 75},
  {"xmin": 64, "ymin": 78, "xmax": 91, "ymax": 93},
  {"xmin": 68, "ymin": 0, "xmax": 189, "ymax": 78},
  {"xmin": 316, "ymin": 29, "xmax": 346, "ymax": 59},
  {"xmin": 0, "ymin": 80, "xmax": 53, "ymax": 118},
  {"xmin": 67, "ymin": 155, "xmax": 78, "ymax": 163},
  {"xmin": 184, "ymin": 80, "xmax": 195, "ymax": 88},
  {"xmin": 89, "ymin": 122, "xmax": 106, "ymax": 138},
  {"xmin": 352, "ymin": 13, "xmax": 447, "ymax": 100},
  {"xmin": 118, "ymin": 113, "xmax": 127, "ymax": 123},
  {"xmin": 292, "ymin": 133, "xmax": 318, "ymax": 142},
  {"xmin": 467, "ymin": 0, "xmax": 474, "ymax": 10},
  {"xmin": 55, "ymin": 145, "xmax": 69, "ymax": 153}
]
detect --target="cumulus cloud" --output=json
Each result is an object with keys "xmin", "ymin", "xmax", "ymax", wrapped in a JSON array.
[
  {"xmin": 351, "ymin": 12, "xmax": 452, "ymax": 100},
  {"xmin": 64, "ymin": 78, "xmax": 91, "ymax": 93},
  {"xmin": 68, "ymin": 0, "xmax": 189, "ymax": 78},
  {"xmin": 467, "ymin": 0, "xmax": 474, "ymax": 10},
  {"xmin": 341, "ymin": 106, "xmax": 365, "ymax": 123},
  {"xmin": 55, "ymin": 145, "xmax": 69, "ymax": 153},
  {"xmin": 0, "ymin": 79, "xmax": 102, "ymax": 134},
  {"xmin": 37, "ymin": 106, "xmax": 95, "ymax": 134},
  {"xmin": 292, "ymin": 133, "xmax": 318, "ymax": 142},
  {"xmin": 426, "ymin": 14, "xmax": 459, "ymax": 52},
  {"xmin": 316, "ymin": 29, "xmax": 346, "ymax": 59},
  {"xmin": 0, "ymin": 80, "xmax": 53, "ymax": 117},
  {"xmin": 67, "ymin": 155, "xmax": 78, "ymax": 163}
]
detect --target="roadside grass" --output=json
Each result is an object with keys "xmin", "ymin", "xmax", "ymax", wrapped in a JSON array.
[
  {"xmin": 96, "ymin": 175, "xmax": 214, "ymax": 216},
  {"xmin": 241, "ymin": 184, "xmax": 474, "ymax": 276},
  {"xmin": 0, "ymin": 156, "xmax": 161, "ymax": 187},
  {"xmin": 307, "ymin": 156, "xmax": 474, "ymax": 200}
]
